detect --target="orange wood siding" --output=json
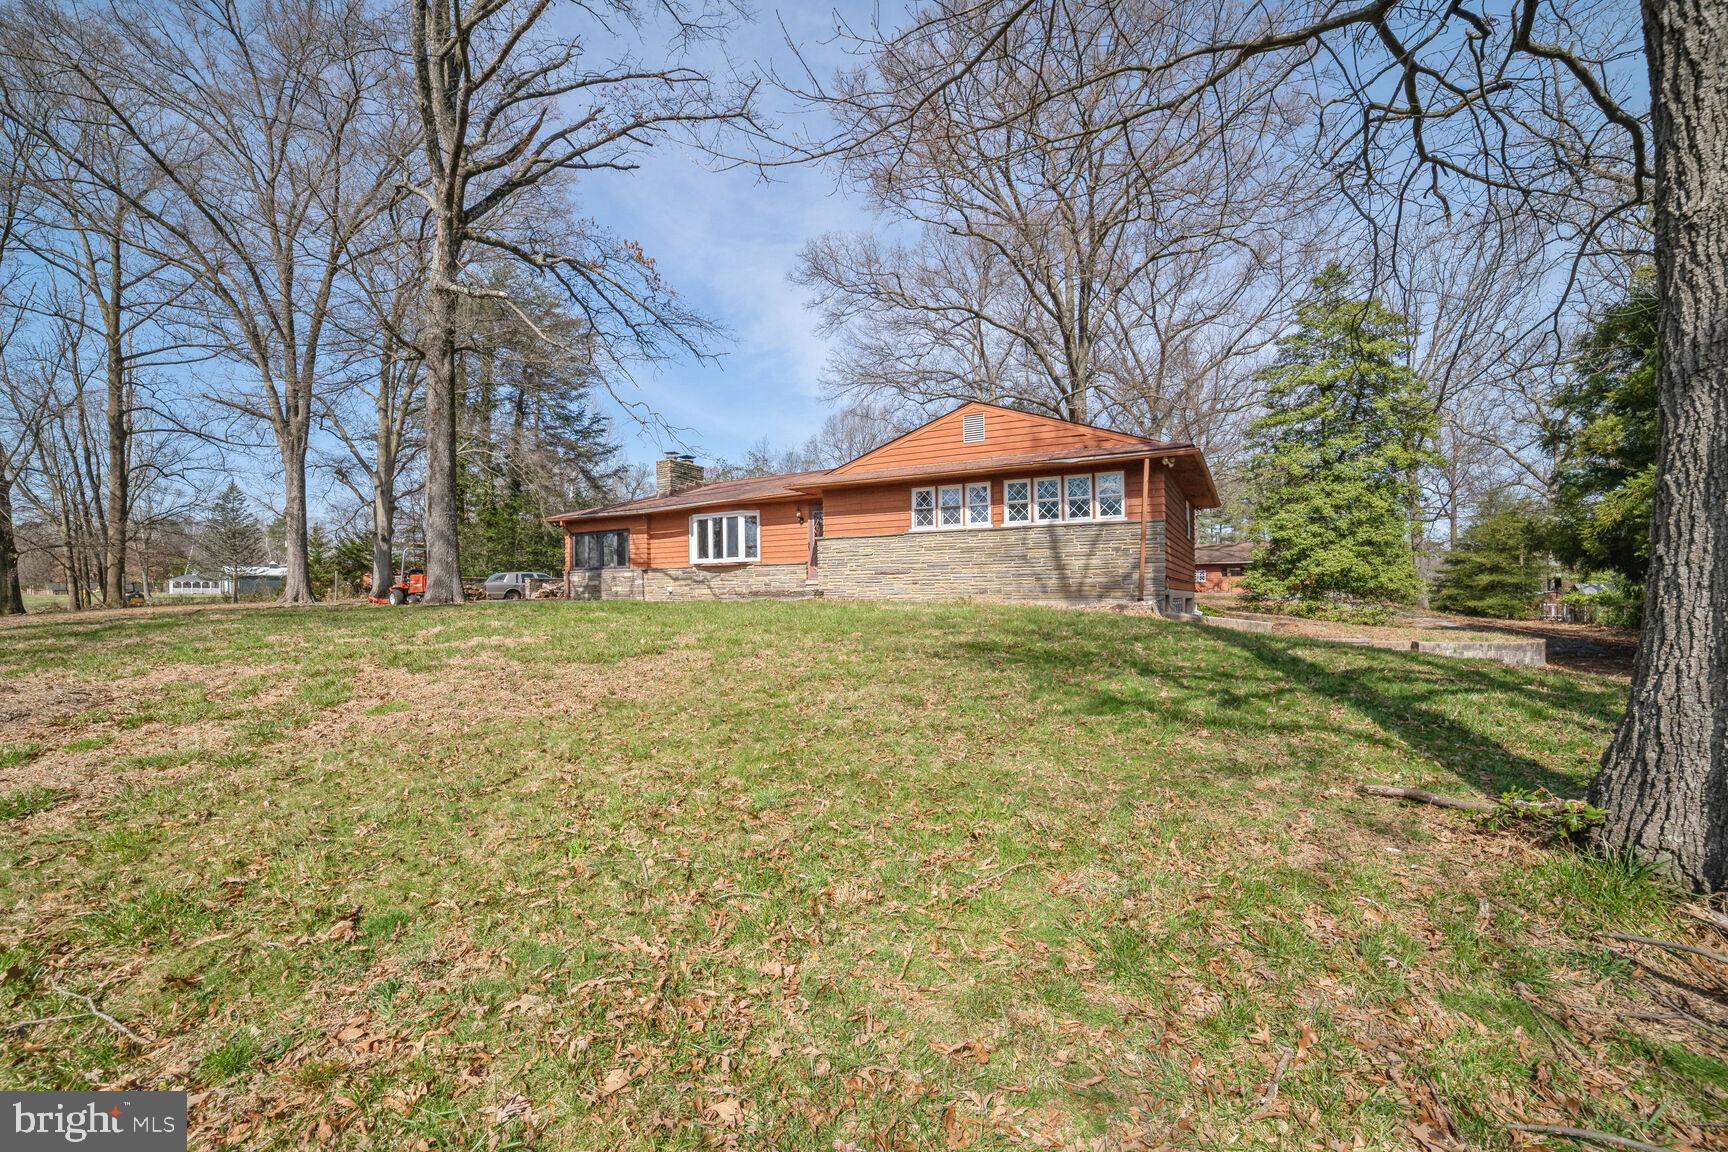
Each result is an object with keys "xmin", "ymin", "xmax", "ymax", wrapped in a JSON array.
[
  {"xmin": 831, "ymin": 401, "xmax": 1151, "ymax": 475},
  {"xmin": 1163, "ymin": 471, "xmax": 1195, "ymax": 591},
  {"xmin": 565, "ymin": 500, "xmax": 808, "ymax": 568},
  {"xmin": 823, "ymin": 466, "xmax": 1158, "ymax": 539}
]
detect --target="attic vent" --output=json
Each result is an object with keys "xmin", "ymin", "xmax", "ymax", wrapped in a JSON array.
[{"xmin": 962, "ymin": 412, "xmax": 986, "ymax": 443}]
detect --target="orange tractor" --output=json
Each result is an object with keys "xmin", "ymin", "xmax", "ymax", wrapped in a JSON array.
[{"xmin": 369, "ymin": 568, "xmax": 426, "ymax": 606}]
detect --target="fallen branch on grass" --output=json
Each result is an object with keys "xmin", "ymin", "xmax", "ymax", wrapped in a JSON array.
[
  {"xmin": 46, "ymin": 979, "xmax": 148, "ymax": 1046},
  {"xmin": 1677, "ymin": 904, "xmax": 1728, "ymax": 937},
  {"xmin": 1356, "ymin": 784, "xmax": 1498, "ymax": 813},
  {"xmin": 1596, "ymin": 931, "xmax": 1728, "ymax": 968},
  {"xmin": 1508, "ymin": 1121, "xmax": 1674, "ymax": 1152},
  {"xmin": 1248, "ymin": 1047, "xmax": 1294, "ymax": 1121}
]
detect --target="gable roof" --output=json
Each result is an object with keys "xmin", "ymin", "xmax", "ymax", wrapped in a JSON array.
[
  {"xmin": 549, "ymin": 401, "xmax": 1220, "ymax": 523},
  {"xmin": 828, "ymin": 400, "xmax": 1169, "ymax": 476},
  {"xmin": 795, "ymin": 443, "xmax": 1194, "ymax": 488}
]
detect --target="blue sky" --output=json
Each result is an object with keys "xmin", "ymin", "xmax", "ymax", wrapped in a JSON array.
[{"xmin": 574, "ymin": 2, "xmax": 880, "ymax": 469}]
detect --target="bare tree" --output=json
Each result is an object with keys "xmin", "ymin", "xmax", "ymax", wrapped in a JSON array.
[
  {"xmin": 14, "ymin": 100, "xmax": 199, "ymax": 606},
  {"xmin": 321, "ymin": 199, "xmax": 428, "ymax": 595},
  {"xmin": 790, "ymin": 0, "xmax": 1315, "ymax": 449},
  {"xmin": 0, "ymin": 0, "xmax": 405, "ymax": 605},
  {"xmin": 403, "ymin": 0, "xmax": 751, "ymax": 603},
  {"xmin": 0, "ymin": 118, "xmax": 33, "ymax": 613},
  {"xmin": 827, "ymin": 0, "xmax": 1727, "ymax": 890}
]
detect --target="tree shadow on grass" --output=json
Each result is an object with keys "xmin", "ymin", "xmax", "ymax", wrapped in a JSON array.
[
  {"xmin": 943, "ymin": 611, "xmax": 1619, "ymax": 804},
  {"xmin": 1198, "ymin": 626, "xmax": 1612, "ymax": 801}
]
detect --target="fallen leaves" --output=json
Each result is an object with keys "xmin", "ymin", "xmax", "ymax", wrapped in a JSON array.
[{"xmin": 597, "ymin": 1066, "xmax": 633, "ymax": 1097}]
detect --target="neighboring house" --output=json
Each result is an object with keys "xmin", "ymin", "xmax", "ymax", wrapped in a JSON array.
[
  {"xmin": 1195, "ymin": 542, "xmax": 1254, "ymax": 592},
  {"xmin": 548, "ymin": 401, "xmax": 1218, "ymax": 613},
  {"xmin": 166, "ymin": 565, "xmax": 286, "ymax": 597},
  {"xmin": 167, "ymin": 572, "xmax": 223, "ymax": 596},
  {"xmin": 1538, "ymin": 575, "xmax": 1606, "ymax": 623}
]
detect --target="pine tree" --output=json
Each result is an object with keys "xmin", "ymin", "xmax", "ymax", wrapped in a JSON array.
[
  {"xmin": 1243, "ymin": 265, "xmax": 1435, "ymax": 608},
  {"xmin": 1545, "ymin": 274, "xmax": 1657, "ymax": 612},
  {"xmin": 199, "ymin": 483, "xmax": 263, "ymax": 603},
  {"xmin": 1430, "ymin": 494, "xmax": 1549, "ymax": 618}
]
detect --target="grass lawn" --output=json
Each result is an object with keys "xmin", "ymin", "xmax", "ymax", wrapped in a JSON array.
[{"xmin": 1, "ymin": 600, "xmax": 1724, "ymax": 1150}]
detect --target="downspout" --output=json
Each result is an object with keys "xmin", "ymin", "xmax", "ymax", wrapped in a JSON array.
[
  {"xmin": 564, "ymin": 525, "xmax": 572, "ymax": 599},
  {"xmin": 1138, "ymin": 457, "xmax": 1150, "ymax": 603}
]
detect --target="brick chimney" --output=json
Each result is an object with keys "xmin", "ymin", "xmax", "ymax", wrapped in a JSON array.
[{"xmin": 655, "ymin": 452, "xmax": 704, "ymax": 497}]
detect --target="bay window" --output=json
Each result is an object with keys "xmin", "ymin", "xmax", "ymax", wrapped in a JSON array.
[{"xmin": 690, "ymin": 511, "xmax": 759, "ymax": 563}]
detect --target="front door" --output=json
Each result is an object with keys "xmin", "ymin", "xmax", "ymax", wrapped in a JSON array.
[{"xmin": 806, "ymin": 504, "xmax": 823, "ymax": 580}]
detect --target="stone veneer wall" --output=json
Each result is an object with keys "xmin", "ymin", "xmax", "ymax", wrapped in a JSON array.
[
  {"xmin": 640, "ymin": 563, "xmax": 808, "ymax": 601},
  {"xmin": 568, "ymin": 568, "xmax": 646, "ymax": 600},
  {"xmin": 816, "ymin": 521, "xmax": 1163, "ymax": 602}
]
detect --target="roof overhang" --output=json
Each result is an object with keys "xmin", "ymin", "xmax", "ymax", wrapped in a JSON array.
[{"xmin": 790, "ymin": 445, "xmax": 1221, "ymax": 509}]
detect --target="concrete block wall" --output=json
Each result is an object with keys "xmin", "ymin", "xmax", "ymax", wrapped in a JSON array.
[{"xmin": 815, "ymin": 521, "xmax": 1163, "ymax": 602}]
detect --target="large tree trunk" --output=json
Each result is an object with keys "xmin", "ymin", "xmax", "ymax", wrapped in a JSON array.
[
  {"xmin": 371, "ymin": 472, "xmax": 395, "ymax": 596},
  {"xmin": 275, "ymin": 427, "xmax": 318, "ymax": 605},
  {"xmin": 103, "ymin": 313, "xmax": 127, "ymax": 606},
  {"xmin": 0, "ymin": 471, "xmax": 23, "ymax": 615},
  {"xmin": 422, "ymin": 264, "xmax": 463, "ymax": 605},
  {"xmin": 1589, "ymin": 0, "xmax": 1728, "ymax": 893}
]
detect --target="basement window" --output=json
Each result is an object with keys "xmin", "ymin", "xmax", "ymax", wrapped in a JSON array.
[
  {"xmin": 962, "ymin": 411, "xmax": 986, "ymax": 443},
  {"xmin": 689, "ymin": 511, "xmax": 759, "ymax": 563}
]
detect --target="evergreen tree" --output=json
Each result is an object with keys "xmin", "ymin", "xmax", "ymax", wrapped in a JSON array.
[
  {"xmin": 199, "ymin": 483, "xmax": 263, "ymax": 603},
  {"xmin": 1430, "ymin": 494, "xmax": 1549, "ymax": 618},
  {"xmin": 1545, "ymin": 275, "xmax": 1657, "ymax": 602},
  {"xmin": 456, "ymin": 271, "xmax": 628, "ymax": 575},
  {"xmin": 1243, "ymin": 265, "xmax": 1435, "ymax": 607},
  {"xmin": 328, "ymin": 530, "xmax": 374, "ymax": 596}
]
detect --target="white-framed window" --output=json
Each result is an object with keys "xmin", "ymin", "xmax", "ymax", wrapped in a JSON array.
[
  {"xmin": 1004, "ymin": 479, "xmax": 1031, "ymax": 524},
  {"xmin": 1065, "ymin": 474, "xmax": 1093, "ymax": 520},
  {"xmin": 1096, "ymin": 471, "xmax": 1125, "ymax": 519},
  {"xmin": 913, "ymin": 481, "xmax": 993, "ymax": 530},
  {"xmin": 938, "ymin": 484, "xmax": 964, "ymax": 527},
  {"xmin": 965, "ymin": 482, "xmax": 991, "ymax": 527},
  {"xmin": 689, "ymin": 510, "xmax": 759, "ymax": 563},
  {"xmin": 912, "ymin": 487, "xmax": 936, "ymax": 529},
  {"xmin": 1034, "ymin": 477, "xmax": 1062, "ymax": 522}
]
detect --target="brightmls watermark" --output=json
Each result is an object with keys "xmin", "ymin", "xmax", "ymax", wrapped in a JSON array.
[{"xmin": 3, "ymin": 1092, "xmax": 185, "ymax": 1150}]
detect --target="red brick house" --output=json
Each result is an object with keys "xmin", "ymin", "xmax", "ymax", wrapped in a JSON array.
[
  {"xmin": 549, "ymin": 401, "xmax": 1219, "ymax": 612},
  {"xmin": 1195, "ymin": 542, "xmax": 1254, "ymax": 592}
]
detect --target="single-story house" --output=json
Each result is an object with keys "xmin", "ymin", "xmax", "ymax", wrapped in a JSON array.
[
  {"xmin": 548, "ymin": 401, "xmax": 1219, "ymax": 613},
  {"xmin": 1195, "ymin": 542, "xmax": 1254, "ymax": 592},
  {"xmin": 166, "ymin": 565, "xmax": 286, "ymax": 597}
]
